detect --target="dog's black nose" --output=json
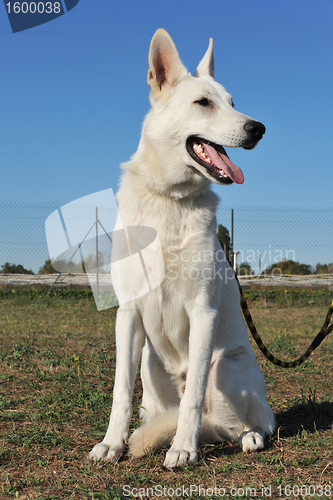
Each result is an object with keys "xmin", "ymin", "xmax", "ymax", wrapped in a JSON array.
[
  {"xmin": 243, "ymin": 120, "xmax": 266, "ymax": 149},
  {"xmin": 244, "ymin": 120, "xmax": 266, "ymax": 138}
]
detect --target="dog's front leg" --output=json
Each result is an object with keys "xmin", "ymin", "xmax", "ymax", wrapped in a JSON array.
[
  {"xmin": 163, "ymin": 306, "xmax": 218, "ymax": 468},
  {"xmin": 89, "ymin": 307, "xmax": 144, "ymax": 463}
]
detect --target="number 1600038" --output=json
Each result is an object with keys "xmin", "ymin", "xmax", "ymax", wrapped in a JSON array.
[{"xmin": 5, "ymin": 2, "xmax": 61, "ymax": 14}]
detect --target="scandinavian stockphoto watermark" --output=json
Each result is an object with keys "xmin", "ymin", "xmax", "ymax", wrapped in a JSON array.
[
  {"xmin": 3, "ymin": 0, "xmax": 79, "ymax": 33},
  {"xmin": 165, "ymin": 246, "xmax": 297, "ymax": 281},
  {"xmin": 45, "ymin": 188, "xmax": 298, "ymax": 311}
]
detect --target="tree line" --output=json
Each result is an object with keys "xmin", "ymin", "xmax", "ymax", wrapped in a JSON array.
[{"xmin": 0, "ymin": 224, "xmax": 332, "ymax": 276}]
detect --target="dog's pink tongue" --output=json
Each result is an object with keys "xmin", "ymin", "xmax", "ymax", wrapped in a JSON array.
[{"xmin": 204, "ymin": 143, "xmax": 244, "ymax": 184}]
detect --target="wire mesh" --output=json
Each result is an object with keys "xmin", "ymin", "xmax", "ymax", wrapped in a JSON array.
[{"xmin": 0, "ymin": 202, "xmax": 332, "ymax": 276}]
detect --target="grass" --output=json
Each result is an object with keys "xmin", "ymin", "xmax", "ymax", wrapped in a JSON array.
[{"xmin": 0, "ymin": 288, "xmax": 332, "ymax": 499}]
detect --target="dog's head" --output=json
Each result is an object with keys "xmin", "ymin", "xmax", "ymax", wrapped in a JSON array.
[{"xmin": 145, "ymin": 29, "xmax": 265, "ymax": 188}]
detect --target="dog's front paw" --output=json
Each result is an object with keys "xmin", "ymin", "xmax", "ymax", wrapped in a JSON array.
[
  {"xmin": 163, "ymin": 446, "xmax": 198, "ymax": 468},
  {"xmin": 89, "ymin": 442, "xmax": 123, "ymax": 463},
  {"xmin": 239, "ymin": 431, "xmax": 264, "ymax": 452}
]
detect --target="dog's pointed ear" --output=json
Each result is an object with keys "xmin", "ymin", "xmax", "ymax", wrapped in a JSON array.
[
  {"xmin": 194, "ymin": 38, "xmax": 214, "ymax": 78},
  {"xmin": 147, "ymin": 29, "xmax": 188, "ymax": 97}
]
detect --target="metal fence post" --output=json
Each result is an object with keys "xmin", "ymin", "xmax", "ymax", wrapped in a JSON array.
[{"xmin": 231, "ymin": 208, "xmax": 234, "ymax": 266}]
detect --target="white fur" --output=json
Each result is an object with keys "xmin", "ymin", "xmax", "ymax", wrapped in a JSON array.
[{"xmin": 89, "ymin": 29, "xmax": 275, "ymax": 468}]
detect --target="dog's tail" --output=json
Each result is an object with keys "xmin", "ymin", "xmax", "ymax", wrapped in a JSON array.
[{"xmin": 129, "ymin": 407, "xmax": 221, "ymax": 458}]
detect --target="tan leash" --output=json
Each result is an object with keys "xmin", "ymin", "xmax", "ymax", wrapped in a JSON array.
[{"xmin": 218, "ymin": 237, "xmax": 333, "ymax": 368}]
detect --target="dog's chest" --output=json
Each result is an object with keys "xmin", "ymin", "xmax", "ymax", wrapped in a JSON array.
[
  {"xmin": 138, "ymin": 278, "xmax": 191, "ymax": 367},
  {"xmin": 137, "ymin": 239, "xmax": 219, "ymax": 371}
]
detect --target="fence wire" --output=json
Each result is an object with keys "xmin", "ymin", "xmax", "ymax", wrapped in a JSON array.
[
  {"xmin": 217, "ymin": 207, "xmax": 333, "ymax": 275},
  {"xmin": 0, "ymin": 202, "xmax": 332, "ymax": 276},
  {"xmin": 0, "ymin": 202, "xmax": 62, "ymax": 275}
]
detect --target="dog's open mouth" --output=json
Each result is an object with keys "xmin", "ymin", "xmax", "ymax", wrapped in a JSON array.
[{"xmin": 186, "ymin": 136, "xmax": 244, "ymax": 185}]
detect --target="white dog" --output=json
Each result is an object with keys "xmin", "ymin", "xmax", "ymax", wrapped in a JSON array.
[{"xmin": 89, "ymin": 28, "xmax": 275, "ymax": 468}]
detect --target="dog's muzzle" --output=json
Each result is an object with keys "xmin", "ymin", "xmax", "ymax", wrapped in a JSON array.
[{"xmin": 242, "ymin": 120, "xmax": 266, "ymax": 150}]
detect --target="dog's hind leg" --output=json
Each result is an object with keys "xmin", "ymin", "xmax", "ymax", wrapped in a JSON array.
[
  {"xmin": 204, "ymin": 349, "xmax": 275, "ymax": 451},
  {"xmin": 129, "ymin": 341, "xmax": 181, "ymax": 458},
  {"xmin": 139, "ymin": 340, "xmax": 180, "ymax": 421}
]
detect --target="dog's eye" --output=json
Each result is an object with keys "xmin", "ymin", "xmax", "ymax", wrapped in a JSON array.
[{"xmin": 195, "ymin": 98, "xmax": 210, "ymax": 107}]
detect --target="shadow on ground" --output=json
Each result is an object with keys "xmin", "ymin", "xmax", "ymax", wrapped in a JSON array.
[{"xmin": 274, "ymin": 399, "xmax": 333, "ymax": 437}]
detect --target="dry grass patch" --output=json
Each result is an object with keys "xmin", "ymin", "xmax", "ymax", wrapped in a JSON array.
[{"xmin": 0, "ymin": 290, "xmax": 332, "ymax": 499}]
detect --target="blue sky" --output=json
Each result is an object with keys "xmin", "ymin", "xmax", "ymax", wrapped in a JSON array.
[
  {"xmin": 1, "ymin": 0, "xmax": 333, "ymax": 209},
  {"xmin": 0, "ymin": 0, "xmax": 333, "ymax": 274}
]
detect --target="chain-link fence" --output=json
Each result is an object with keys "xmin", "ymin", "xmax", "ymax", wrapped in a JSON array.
[
  {"xmin": 217, "ymin": 207, "xmax": 333, "ymax": 276},
  {"xmin": 0, "ymin": 202, "xmax": 62, "ymax": 275},
  {"xmin": 0, "ymin": 202, "xmax": 332, "ymax": 276}
]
